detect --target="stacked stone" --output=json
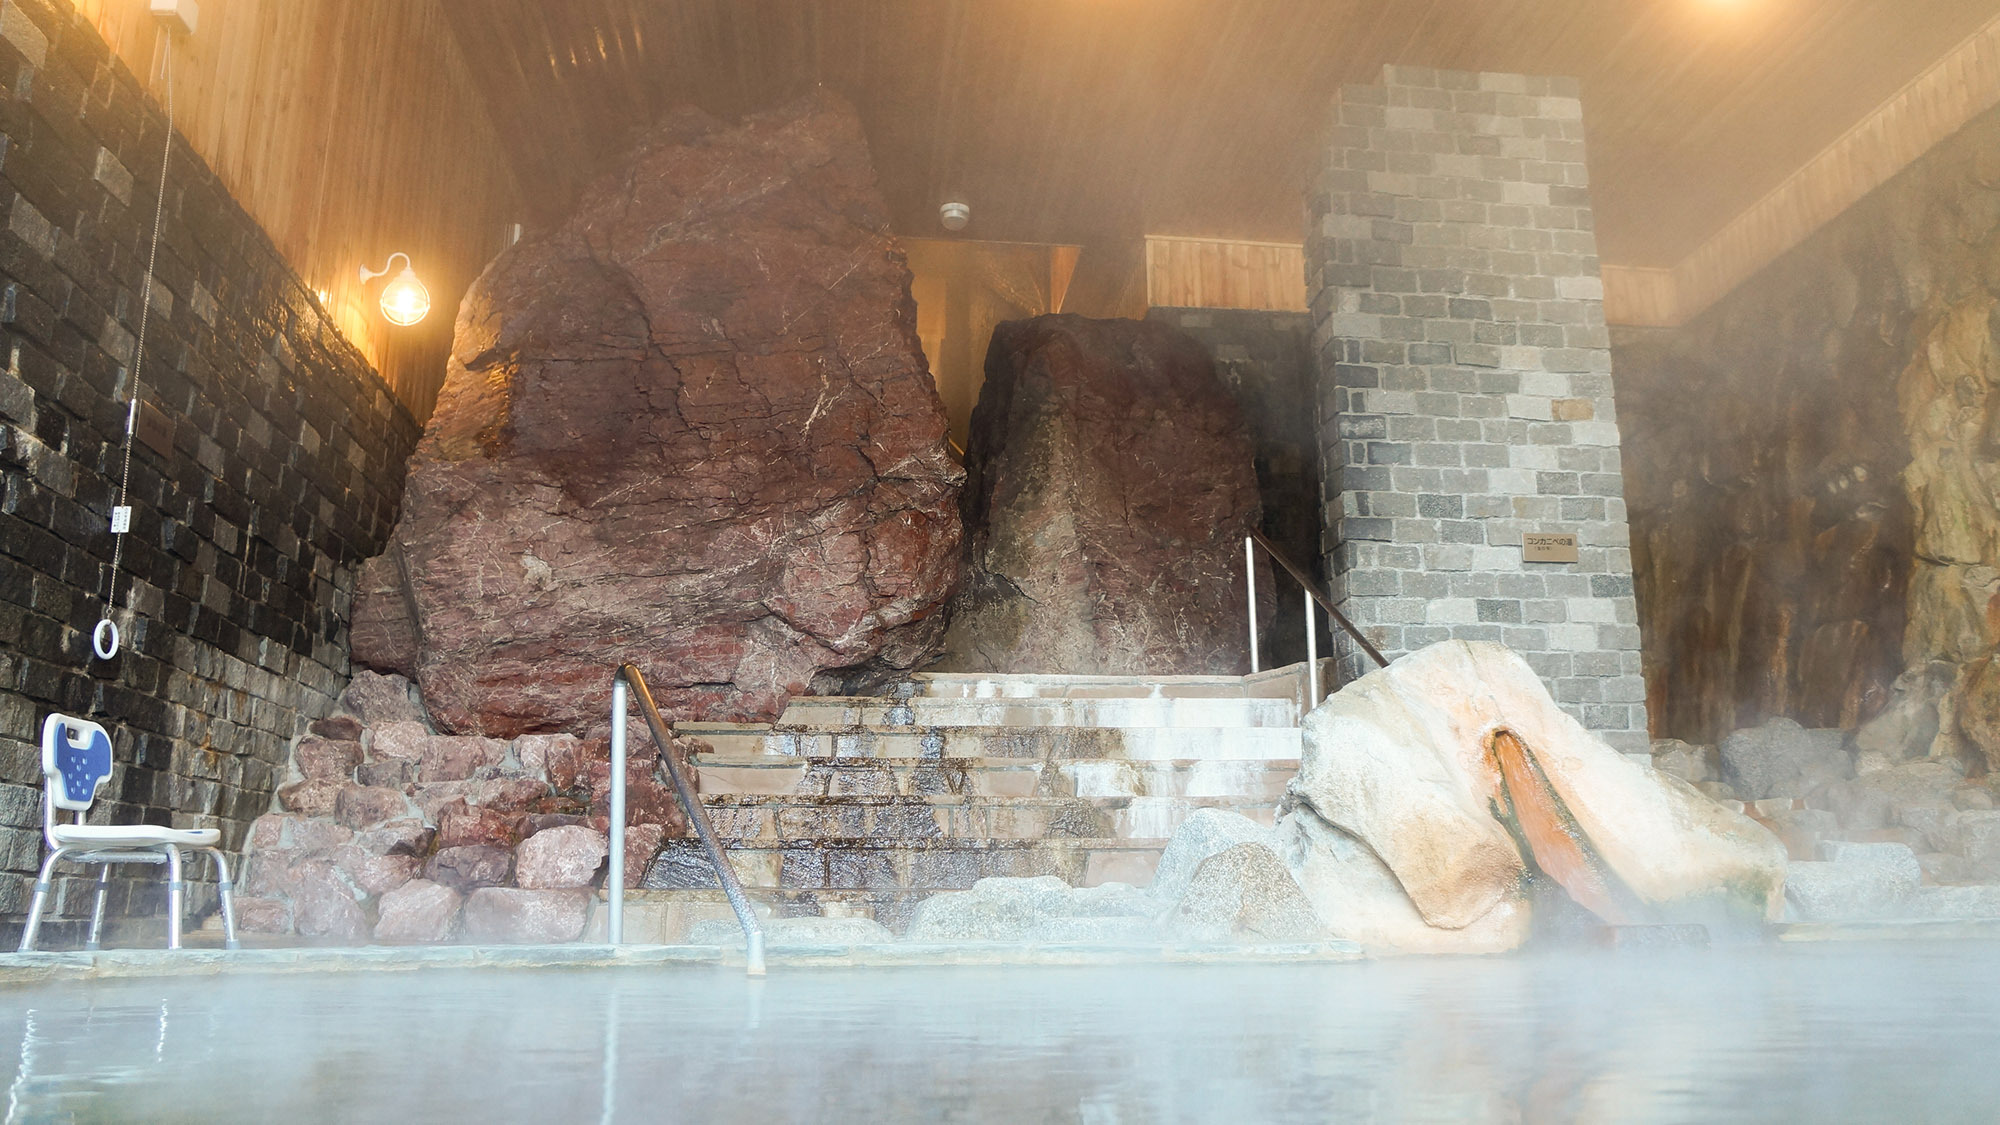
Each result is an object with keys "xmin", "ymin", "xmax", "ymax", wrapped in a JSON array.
[
  {"xmin": 238, "ymin": 672, "xmax": 682, "ymax": 944},
  {"xmin": 1306, "ymin": 64, "xmax": 1648, "ymax": 750}
]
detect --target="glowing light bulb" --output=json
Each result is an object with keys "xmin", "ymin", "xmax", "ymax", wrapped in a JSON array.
[
  {"xmin": 379, "ymin": 267, "xmax": 430, "ymax": 326},
  {"xmin": 357, "ymin": 252, "xmax": 431, "ymax": 326}
]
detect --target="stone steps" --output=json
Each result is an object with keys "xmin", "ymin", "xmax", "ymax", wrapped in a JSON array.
[
  {"xmin": 676, "ymin": 721, "xmax": 1302, "ymax": 761},
  {"xmin": 700, "ymin": 793, "xmax": 1276, "ymax": 843},
  {"xmin": 651, "ymin": 661, "xmax": 1324, "ymax": 935},
  {"xmin": 644, "ymin": 835, "xmax": 1166, "ymax": 897},
  {"xmin": 770, "ymin": 695, "xmax": 1302, "ymax": 730},
  {"xmin": 691, "ymin": 752, "xmax": 1299, "ymax": 800}
]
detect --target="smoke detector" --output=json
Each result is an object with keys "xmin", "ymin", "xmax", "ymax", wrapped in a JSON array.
[{"xmin": 939, "ymin": 200, "xmax": 971, "ymax": 232}]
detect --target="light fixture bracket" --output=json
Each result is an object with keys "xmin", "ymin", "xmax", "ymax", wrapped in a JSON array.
[{"xmin": 149, "ymin": 0, "xmax": 197, "ymax": 36}]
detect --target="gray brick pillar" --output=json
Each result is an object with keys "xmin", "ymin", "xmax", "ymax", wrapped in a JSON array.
[{"xmin": 1306, "ymin": 65, "xmax": 1648, "ymax": 751}]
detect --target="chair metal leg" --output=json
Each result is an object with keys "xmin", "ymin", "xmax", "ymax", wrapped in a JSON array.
[
  {"xmin": 17, "ymin": 848, "xmax": 68, "ymax": 953},
  {"xmin": 86, "ymin": 864, "xmax": 110, "ymax": 951},
  {"xmin": 205, "ymin": 849, "xmax": 239, "ymax": 951},
  {"xmin": 163, "ymin": 846, "xmax": 183, "ymax": 951}
]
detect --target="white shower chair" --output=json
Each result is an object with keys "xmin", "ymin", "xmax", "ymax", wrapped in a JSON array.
[{"xmin": 17, "ymin": 713, "xmax": 239, "ymax": 952}]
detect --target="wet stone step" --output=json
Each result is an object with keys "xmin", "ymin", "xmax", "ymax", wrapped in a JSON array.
[
  {"xmin": 677, "ymin": 722, "xmax": 1304, "ymax": 762},
  {"xmin": 906, "ymin": 661, "xmax": 1333, "ymax": 702},
  {"xmin": 771, "ymin": 695, "xmax": 1303, "ymax": 731},
  {"xmin": 696, "ymin": 794, "xmax": 1277, "ymax": 843},
  {"xmin": 692, "ymin": 754, "xmax": 1300, "ymax": 800},
  {"xmin": 642, "ymin": 836, "xmax": 1165, "ymax": 894}
]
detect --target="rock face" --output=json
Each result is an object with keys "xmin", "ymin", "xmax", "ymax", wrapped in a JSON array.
[
  {"xmin": 938, "ymin": 315, "xmax": 1266, "ymax": 676},
  {"xmin": 352, "ymin": 92, "xmax": 961, "ymax": 736},
  {"xmin": 1718, "ymin": 719, "xmax": 1853, "ymax": 801},
  {"xmin": 1284, "ymin": 641, "xmax": 1787, "ymax": 952},
  {"xmin": 242, "ymin": 671, "xmax": 687, "ymax": 945}
]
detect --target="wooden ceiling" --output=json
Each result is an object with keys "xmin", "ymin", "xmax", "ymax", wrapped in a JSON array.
[{"xmin": 438, "ymin": 0, "xmax": 2000, "ymax": 272}]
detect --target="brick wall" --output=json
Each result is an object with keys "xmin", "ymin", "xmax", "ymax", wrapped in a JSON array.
[
  {"xmin": 1306, "ymin": 65, "xmax": 1648, "ymax": 750},
  {"xmin": 0, "ymin": 0, "xmax": 419, "ymax": 936},
  {"xmin": 1147, "ymin": 306, "xmax": 1329, "ymax": 669}
]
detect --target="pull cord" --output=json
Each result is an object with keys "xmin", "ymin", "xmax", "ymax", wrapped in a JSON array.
[{"xmin": 94, "ymin": 39, "xmax": 174, "ymax": 662}]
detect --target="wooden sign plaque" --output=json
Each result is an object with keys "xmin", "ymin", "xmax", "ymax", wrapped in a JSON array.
[{"xmin": 1522, "ymin": 532, "xmax": 1579, "ymax": 564}]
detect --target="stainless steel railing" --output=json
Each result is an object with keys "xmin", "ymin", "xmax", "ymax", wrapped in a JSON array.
[
  {"xmin": 609, "ymin": 663, "xmax": 766, "ymax": 976},
  {"xmin": 1244, "ymin": 529, "xmax": 1388, "ymax": 710}
]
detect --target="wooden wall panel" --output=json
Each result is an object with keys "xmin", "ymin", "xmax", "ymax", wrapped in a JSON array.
[
  {"xmin": 1145, "ymin": 236, "xmax": 1307, "ymax": 313},
  {"xmin": 64, "ymin": 0, "xmax": 521, "ymax": 419}
]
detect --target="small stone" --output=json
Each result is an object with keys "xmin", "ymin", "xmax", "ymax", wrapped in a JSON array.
[
  {"xmin": 622, "ymin": 823, "xmax": 666, "ymax": 887},
  {"xmin": 338, "ymin": 671, "xmax": 427, "ymax": 727},
  {"xmin": 290, "ymin": 860, "xmax": 368, "ymax": 941},
  {"xmin": 1918, "ymin": 852, "xmax": 1974, "ymax": 885},
  {"xmin": 1166, "ymin": 841, "xmax": 1326, "ymax": 943},
  {"xmin": 434, "ymin": 799, "xmax": 521, "ymax": 850},
  {"xmin": 419, "ymin": 736, "xmax": 504, "ymax": 782},
  {"xmin": 521, "ymin": 813, "xmax": 589, "ymax": 838},
  {"xmin": 1950, "ymin": 810, "xmax": 2000, "ymax": 878},
  {"xmin": 235, "ymin": 897, "xmax": 291, "ymax": 934},
  {"xmin": 334, "ymin": 784, "xmax": 414, "ymax": 830},
  {"xmin": 1719, "ymin": 718, "xmax": 1853, "ymax": 801},
  {"xmin": 309, "ymin": 714, "xmax": 365, "ymax": 741},
  {"xmin": 372, "ymin": 879, "xmax": 462, "ymax": 944},
  {"xmin": 1151, "ymin": 808, "xmax": 1278, "ymax": 904},
  {"xmin": 355, "ymin": 759, "xmax": 415, "ymax": 788},
  {"xmin": 276, "ymin": 778, "xmax": 341, "ymax": 817},
  {"xmin": 409, "ymin": 782, "xmax": 476, "ymax": 822},
  {"xmin": 460, "ymin": 888, "xmax": 591, "ymax": 944},
  {"xmin": 295, "ymin": 737, "xmax": 364, "ymax": 781},
  {"xmin": 1649, "ymin": 738, "xmax": 1713, "ymax": 784},
  {"xmin": 425, "ymin": 845, "xmax": 513, "ymax": 893},
  {"xmin": 515, "ymin": 825, "xmax": 608, "ymax": 889},
  {"xmin": 1955, "ymin": 787, "xmax": 1995, "ymax": 811},
  {"xmin": 369, "ymin": 721, "xmax": 429, "ymax": 761},
  {"xmin": 469, "ymin": 776, "xmax": 551, "ymax": 815},
  {"xmin": 902, "ymin": 875, "xmax": 1156, "ymax": 942},
  {"xmin": 354, "ymin": 819, "xmax": 435, "ymax": 858},
  {"xmin": 514, "ymin": 734, "xmax": 578, "ymax": 786},
  {"xmin": 331, "ymin": 845, "xmax": 422, "ymax": 897},
  {"xmin": 1783, "ymin": 843, "xmax": 1921, "ymax": 921},
  {"xmin": 247, "ymin": 813, "xmax": 353, "ymax": 853}
]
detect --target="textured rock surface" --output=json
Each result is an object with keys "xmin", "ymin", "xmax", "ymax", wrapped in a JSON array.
[
  {"xmin": 1718, "ymin": 719, "xmax": 1853, "ymax": 800},
  {"xmin": 1783, "ymin": 843, "xmax": 1922, "ymax": 921},
  {"xmin": 514, "ymin": 826, "xmax": 609, "ymax": 890},
  {"xmin": 460, "ymin": 888, "xmax": 592, "ymax": 944},
  {"xmin": 1149, "ymin": 807, "xmax": 1280, "ymax": 905},
  {"xmin": 1162, "ymin": 842, "xmax": 1325, "ymax": 943},
  {"xmin": 372, "ymin": 880, "xmax": 462, "ymax": 944},
  {"xmin": 902, "ymin": 876, "xmax": 1158, "ymax": 943},
  {"xmin": 352, "ymin": 91, "xmax": 961, "ymax": 736},
  {"xmin": 1288, "ymin": 640, "xmax": 1787, "ymax": 951},
  {"xmin": 938, "ymin": 314, "xmax": 1265, "ymax": 676},
  {"xmin": 238, "ymin": 673, "xmax": 676, "ymax": 944}
]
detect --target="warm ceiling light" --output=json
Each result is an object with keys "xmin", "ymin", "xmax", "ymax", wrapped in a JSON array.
[{"xmin": 357, "ymin": 252, "xmax": 431, "ymax": 326}]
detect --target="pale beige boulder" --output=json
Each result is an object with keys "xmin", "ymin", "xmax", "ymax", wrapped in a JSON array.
[{"xmin": 1288, "ymin": 640, "xmax": 1787, "ymax": 951}]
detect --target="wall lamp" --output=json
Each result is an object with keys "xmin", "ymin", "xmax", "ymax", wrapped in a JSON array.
[{"xmin": 358, "ymin": 252, "xmax": 431, "ymax": 326}]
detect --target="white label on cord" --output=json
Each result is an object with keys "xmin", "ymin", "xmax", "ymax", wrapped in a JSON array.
[{"xmin": 109, "ymin": 506, "xmax": 131, "ymax": 534}]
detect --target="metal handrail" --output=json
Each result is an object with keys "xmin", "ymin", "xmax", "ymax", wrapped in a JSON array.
[
  {"xmin": 1244, "ymin": 530, "xmax": 1389, "ymax": 709},
  {"xmin": 609, "ymin": 663, "xmax": 766, "ymax": 976}
]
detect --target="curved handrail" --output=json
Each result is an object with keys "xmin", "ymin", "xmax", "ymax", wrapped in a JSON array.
[
  {"xmin": 1245, "ymin": 530, "xmax": 1388, "ymax": 710},
  {"xmin": 610, "ymin": 664, "xmax": 766, "ymax": 976}
]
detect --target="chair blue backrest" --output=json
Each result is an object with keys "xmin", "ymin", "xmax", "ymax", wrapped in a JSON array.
[{"xmin": 40, "ymin": 713, "xmax": 112, "ymax": 812}]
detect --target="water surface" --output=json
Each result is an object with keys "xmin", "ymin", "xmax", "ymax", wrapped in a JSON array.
[{"xmin": 0, "ymin": 942, "xmax": 1993, "ymax": 1122}]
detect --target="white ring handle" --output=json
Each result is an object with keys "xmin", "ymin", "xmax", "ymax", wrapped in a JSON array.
[{"xmin": 91, "ymin": 618, "xmax": 120, "ymax": 660}]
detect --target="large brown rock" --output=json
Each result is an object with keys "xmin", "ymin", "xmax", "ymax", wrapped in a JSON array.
[
  {"xmin": 352, "ymin": 92, "xmax": 960, "ymax": 736},
  {"xmin": 939, "ymin": 315, "xmax": 1265, "ymax": 675}
]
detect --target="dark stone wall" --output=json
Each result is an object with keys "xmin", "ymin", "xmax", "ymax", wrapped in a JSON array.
[
  {"xmin": 1606, "ymin": 108, "xmax": 2000, "ymax": 744},
  {"xmin": 1146, "ymin": 306, "xmax": 1329, "ymax": 670},
  {"xmin": 0, "ymin": 0, "xmax": 419, "ymax": 933}
]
